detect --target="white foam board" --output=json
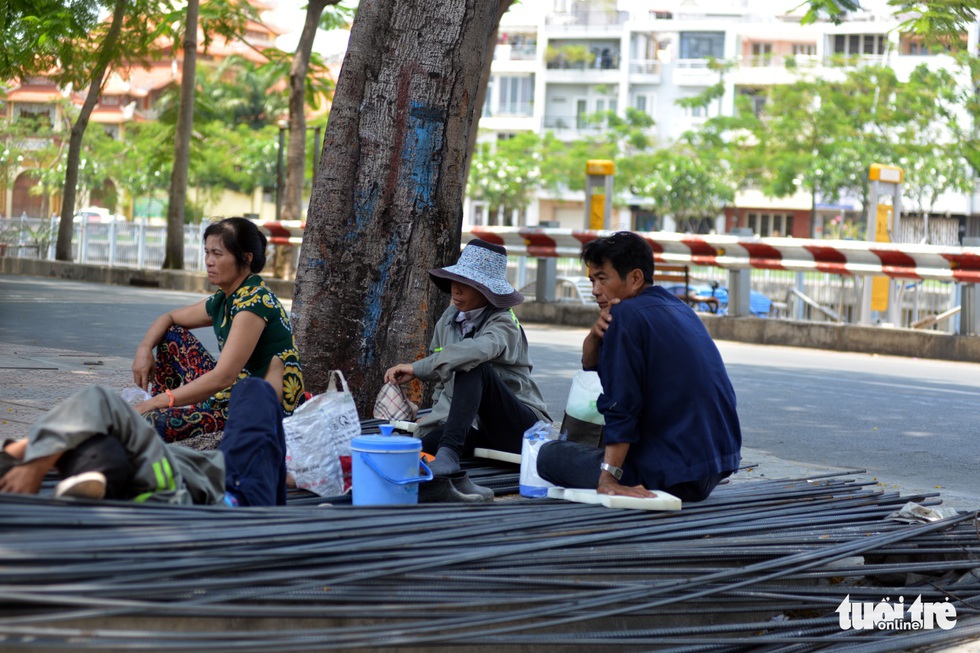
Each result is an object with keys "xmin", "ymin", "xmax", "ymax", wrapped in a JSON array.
[
  {"xmin": 547, "ymin": 486, "xmax": 681, "ymax": 511},
  {"xmin": 473, "ymin": 448, "xmax": 522, "ymax": 464}
]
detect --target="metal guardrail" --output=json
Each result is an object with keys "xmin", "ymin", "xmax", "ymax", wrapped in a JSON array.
[{"xmin": 0, "ymin": 218, "xmax": 208, "ymax": 271}]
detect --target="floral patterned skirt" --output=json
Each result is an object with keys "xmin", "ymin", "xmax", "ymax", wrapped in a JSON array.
[{"xmin": 144, "ymin": 326, "xmax": 304, "ymax": 443}]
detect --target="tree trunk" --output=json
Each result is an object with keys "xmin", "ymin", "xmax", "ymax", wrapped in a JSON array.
[
  {"xmin": 281, "ymin": 0, "xmax": 332, "ymax": 222},
  {"xmin": 54, "ymin": 0, "xmax": 128, "ymax": 261},
  {"xmin": 292, "ymin": 0, "xmax": 502, "ymax": 415},
  {"xmin": 162, "ymin": 0, "xmax": 199, "ymax": 270}
]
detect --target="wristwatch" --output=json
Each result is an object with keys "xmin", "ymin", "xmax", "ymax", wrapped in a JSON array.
[{"xmin": 600, "ymin": 462, "xmax": 623, "ymax": 480}]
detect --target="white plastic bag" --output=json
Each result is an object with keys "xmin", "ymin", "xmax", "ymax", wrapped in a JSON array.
[
  {"xmin": 565, "ymin": 371, "xmax": 604, "ymax": 424},
  {"xmin": 560, "ymin": 371, "xmax": 605, "ymax": 447},
  {"xmin": 283, "ymin": 370, "xmax": 361, "ymax": 497},
  {"xmin": 519, "ymin": 420, "xmax": 563, "ymax": 498},
  {"xmin": 119, "ymin": 387, "xmax": 152, "ymax": 405}
]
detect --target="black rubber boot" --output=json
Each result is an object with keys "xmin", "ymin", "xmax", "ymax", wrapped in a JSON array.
[
  {"xmin": 447, "ymin": 471, "xmax": 494, "ymax": 503},
  {"xmin": 418, "ymin": 476, "xmax": 484, "ymax": 504}
]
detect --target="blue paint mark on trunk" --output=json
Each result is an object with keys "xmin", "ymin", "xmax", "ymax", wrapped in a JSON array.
[
  {"xmin": 357, "ymin": 102, "xmax": 445, "ymax": 365},
  {"xmin": 352, "ymin": 186, "xmax": 378, "ymax": 238},
  {"xmin": 361, "ymin": 235, "xmax": 400, "ymax": 366},
  {"xmin": 401, "ymin": 101, "xmax": 445, "ymax": 212}
]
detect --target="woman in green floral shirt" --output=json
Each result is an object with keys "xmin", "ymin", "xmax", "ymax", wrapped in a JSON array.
[{"xmin": 132, "ymin": 218, "xmax": 304, "ymax": 442}]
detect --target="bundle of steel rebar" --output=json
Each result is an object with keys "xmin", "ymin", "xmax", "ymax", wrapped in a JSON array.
[{"xmin": 1, "ymin": 473, "xmax": 978, "ymax": 652}]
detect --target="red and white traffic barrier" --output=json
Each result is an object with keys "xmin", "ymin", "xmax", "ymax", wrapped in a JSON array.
[
  {"xmin": 465, "ymin": 227, "xmax": 980, "ymax": 284},
  {"xmin": 257, "ymin": 221, "xmax": 980, "ymax": 284}
]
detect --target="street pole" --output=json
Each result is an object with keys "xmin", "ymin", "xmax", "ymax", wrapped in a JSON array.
[
  {"xmin": 312, "ymin": 126, "xmax": 322, "ymax": 178},
  {"xmin": 276, "ymin": 120, "xmax": 286, "ymax": 222}
]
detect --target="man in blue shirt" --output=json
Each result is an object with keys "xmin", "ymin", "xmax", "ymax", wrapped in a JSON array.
[{"xmin": 537, "ymin": 232, "xmax": 741, "ymax": 501}]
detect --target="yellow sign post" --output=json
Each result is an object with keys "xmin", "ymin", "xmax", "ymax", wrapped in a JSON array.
[
  {"xmin": 585, "ymin": 160, "xmax": 615, "ymax": 230},
  {"xmin": 860, "ymin": 164, "xmax": 904, "ymax": 325},
  {"xmin": 870, "ymin": 203, "xmax": 892, "ymax": 312}
]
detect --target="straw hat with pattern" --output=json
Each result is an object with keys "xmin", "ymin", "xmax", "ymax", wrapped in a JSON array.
[{"xmin": 428, "ymin": 239, "xmax": 524, "ymax": 308}]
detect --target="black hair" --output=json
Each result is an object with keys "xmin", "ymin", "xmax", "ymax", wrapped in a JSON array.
[
  {"xmin": 580, "ymin": 231, "xmax": 654, "ymax": 284},
  {"xmin": 203, "ymin": 217, "xmax": 267, "ymax": 273}
]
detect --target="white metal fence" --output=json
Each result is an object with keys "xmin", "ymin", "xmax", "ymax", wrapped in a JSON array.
[
  {"xmin": 0, "ymin": 217, "xmax": 208, "ymax": 271},
  {"xmin": 506, "ymin": 256, "xmax": 962, "ymax": 334}
]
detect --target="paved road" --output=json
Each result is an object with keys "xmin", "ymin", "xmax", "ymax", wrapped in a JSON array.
[{"xmin": 3, "ymin": 274, "xmax": 979, "ymax": 508}]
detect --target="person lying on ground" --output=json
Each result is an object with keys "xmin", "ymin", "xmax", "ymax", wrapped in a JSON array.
[
  {"xmin": 383, "ymin": 239, "xmax": 551, "ymax": 477},
  {"xmin": 537, "ymin": 231, "xmax": 741, "ymax": 502},
  {"xmin": 0, "ymin": 378, "xmax": 286, "ymax": 507},
  {"xmin": 131, "ymin": 216, "xmax": 304, "ymax": 442}
]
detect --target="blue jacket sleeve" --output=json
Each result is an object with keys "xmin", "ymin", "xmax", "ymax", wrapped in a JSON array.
[{"xmin": 596, "ymin": 306, "xmax": 645, "ymax": 445}]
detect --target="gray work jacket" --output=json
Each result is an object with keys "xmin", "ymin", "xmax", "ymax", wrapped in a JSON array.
[{"xmin": 412, "ymin": 305, "xmax": 551, "ymax": 435}]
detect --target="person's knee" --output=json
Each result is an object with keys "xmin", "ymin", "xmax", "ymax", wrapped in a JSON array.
[
  {"xmin": 536, "ymin": 441, "xmax": 562, "ymax": 480},
  {"xmin": 229, "ymin": 378, "xmax": 279, "ymax": 413},
  {"xmin": 454, "ymin": 362, "xmax": 493, "ymax": 384}
]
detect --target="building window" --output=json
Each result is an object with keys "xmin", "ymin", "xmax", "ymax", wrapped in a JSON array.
[
  {"xmin": 482, "ymin": 78, "xmax": 494, "ymax": 118},
  {"xmin": 747, "ymin": 212, "xmax": 794, "ymax": 237},
  {"xmin": 792, "ymin": 43, "xmax": 816, "ymax": 56},
  {"xmin": 738, "ymin": 89, "xmax": 766, "ymax": 116},
  {"xmin": 14, "ymin": 103, "xmax": 53, "ymax": 129},
  {"xmin": 833, "ymin": 33, "xmax": 886, "ymax": 57},
  {"xmin": 498, "ymin": 75, "xmax": 533, "ymax": 115},
  {"xmin": 750, "ymin": 42, "xmax": 773, "ymax": 65},
  {"xmin": 679, "ymin": 32, "xmax": 725, "ymax": 59}
]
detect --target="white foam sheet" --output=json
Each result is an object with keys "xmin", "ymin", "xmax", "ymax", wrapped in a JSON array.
[
  {"xmin": 473, "ymin": 448, "xmax": 522, "ymax": 464},
  {"xmin": 548, "ymin": 486, "xmax": 682, "ymax": 511}
]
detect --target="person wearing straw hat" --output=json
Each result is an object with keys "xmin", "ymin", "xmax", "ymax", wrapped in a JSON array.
[{"xmin": 384, "ymin": 239, "xmax": 551, "ymax": 487}]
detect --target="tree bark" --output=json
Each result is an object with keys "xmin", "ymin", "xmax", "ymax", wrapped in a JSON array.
[
  {"xmin": 162, "ymin": 0, "xmax": 199, "ymax": 270},
  {"xmin": 292, "ymin": 0, "xmax": 502, "ymax": 414},
  {"xmin": 54, "ymin": 0, "xmax": 128, "ymax": 261}
]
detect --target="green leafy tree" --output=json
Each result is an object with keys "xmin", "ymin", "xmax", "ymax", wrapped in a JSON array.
[
  {"xmin": 207, "ymin": 55, "xmax": 290, "ymax": 130},
  {"xmin": 162, "ymin": 0, "xmax": 257, "ymax": 267},
  {"xmin": 799, "ymin": 0, "xmax": 980, "ymax": 40},
  {"xmin": 467, "ymin": 132, "xmax": 542, "ymax": 224},
  {"xmin": 727, "ymin": 74, "xmax": 866, "ymax": 236},
  {"xmin": 887, "ymin": 65, "xmax": 973, "ymax": 238},
  {"xmin": 104, "ymin": 121, "xmax": 172, "ymax": 219},
  {"xmin": 628, "ymin": 147, "xmax": 735, "ymax": 234},
  {"xmin": 0, "ymin": 0, "xmax": 169, "ymax": 261},
  {"xmin": 950, "ymin": 52, "xmax": 980, "ymax": 174},
  {"xmin": 278, "ymin": 1, "xmax": 352, "ymax": 222},
  {"xmin": 538, "ymin": 107, "xmax": 654, "ymax": 199}
]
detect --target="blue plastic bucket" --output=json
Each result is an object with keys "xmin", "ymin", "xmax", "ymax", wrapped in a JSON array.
[{"xmin": 351, "ymin": 435, "xmax": 433, "ymax": 506}]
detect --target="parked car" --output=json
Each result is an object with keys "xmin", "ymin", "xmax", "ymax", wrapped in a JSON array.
[
  {"xmin": 72, "ymin": 207, "xmax": 123, "ymax": 223},
  {"xmin": 662, "ymin": 282, "xmax": 773, "ymax": 318}
]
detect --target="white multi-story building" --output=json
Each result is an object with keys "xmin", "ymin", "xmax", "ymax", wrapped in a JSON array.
[{"xmin": 465, "ymin": 0, "xmax": 980, "ymax": 245}]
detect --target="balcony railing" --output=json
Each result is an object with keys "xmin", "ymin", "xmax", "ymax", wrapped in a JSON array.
[
  {"xmin": 494, "ymin": 43, "xmax": 538, "ymax": 61},
  {"xmin": 629, "ymin": 59, "xmax": 662, "ymax": 75},
  {"xmin": 546, "ymin": 53, "xmax": 621, "ymax": 71},
  {"xmin": 545, "ymin": 10, "xmax": 628, "ymax": 29},
  {"xmin": 542, "ymin": 115, "xmax": 610, "ymax": 132},
  {"xmin": 482, "ymin": 103, "xmax": 534, "ymax": 119},
  {"xmin": 739, "ymin": 54, "xmax": 819, "ymax": 67}
]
